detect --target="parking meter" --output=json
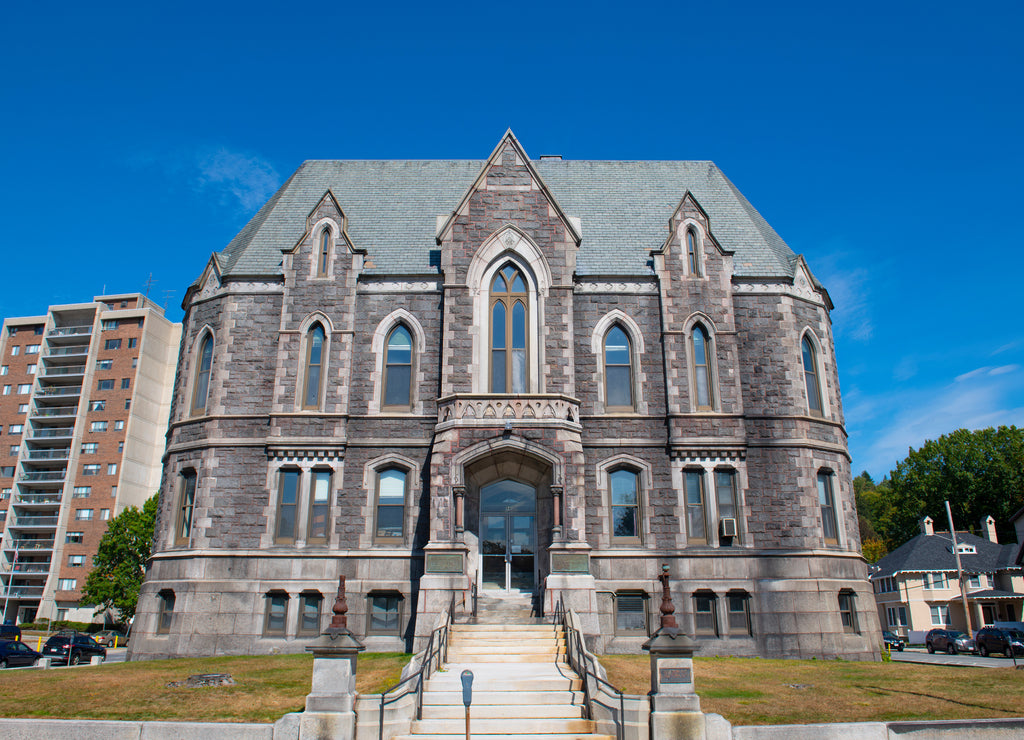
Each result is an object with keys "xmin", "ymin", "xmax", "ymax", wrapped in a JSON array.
[{"xmin": 461, "ymin": 670, "xmax": 473, "ymax": 739}]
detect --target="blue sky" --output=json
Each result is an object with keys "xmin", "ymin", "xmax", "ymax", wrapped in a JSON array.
[{"xmin": 1, "ymin": 1, "xmax": 1021, "ymax": 480}]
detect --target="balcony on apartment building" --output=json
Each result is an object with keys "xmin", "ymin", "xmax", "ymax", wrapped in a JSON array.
[
  {"xmin": 44, "ymin": 345, "xmax": 90, "ymax": 360},
  {"xmin": 3, "ymin": 539, "xmax": 55, "ymax": 552},
  {"xmin": 38, "ymin": 364, "xmax": 86, "ymax": 380},
  {"xmin": 46, "ymin": 324, "xmax": 93, "ymax": 339},
  {"xmin": 27, "ymin": 427, "xmax": 75, "ymax": 440}
]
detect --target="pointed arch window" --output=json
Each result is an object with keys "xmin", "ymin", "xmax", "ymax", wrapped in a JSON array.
[
  {"xmin": 691, "ymin": 324, "xmax": 714, "ymax": 410},
  {"xmin": 802, "ymin": 335, "xmax": 823, "ymax": 415},
  {"xmin": 383, "ymin": 325, "xmax": 412, "ymax": 409},
  {"xmin": 317, "ymin": 228, "xmax": 331, "ymax": 277},
  {"xmin": 191, "ymin": 333, "xmax": 213, "ymax": 415},
  {"xmin": 490, "ymin": 264, "xmax": 528, "ymax": 393},
  {"xmin": 687, "ymin": 228, "xmax": 701, "ymax": 276},
  {"xmin": 604, "ymin": 325, "xmax": 633, "ymax": 410},
  {"xmin": 302, "ymin": 324, "xmax": 326, "ymax": 409}
]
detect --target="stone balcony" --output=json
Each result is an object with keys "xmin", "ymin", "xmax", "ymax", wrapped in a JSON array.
[{"xmin": 436, "ymin": 393, "xmax": 581, "ymax": 429}]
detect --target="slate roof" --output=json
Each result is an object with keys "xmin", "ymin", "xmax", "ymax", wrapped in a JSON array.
[
  {"xmin": 214, "ymin": 159, "xmax": 800, "ymax": 280},
  {"xmin": 871, "ymin": 531, "xmax": 1021, "ymax": 579}
]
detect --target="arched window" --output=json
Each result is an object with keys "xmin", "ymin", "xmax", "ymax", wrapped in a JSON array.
[
  {"xmin": 317, "ymin": 228, "xmax": 331, "ymax": 277},
  {"xmin": 490, "ymin": 264, "xmax": 528, "ymax": 393},
  {"xmin": 190, "ymin": 333, "xmax": 213, "ymax": 415},
  {"xmin": 691, "ymin": 324, "xmax": 714, "ymax": 410},
  {"xmin": 383, "ymin": 325, "xmax": 412, "ymax": 409},
  {"xmin": 374, "ymin": 467, "xmax": 407, "ymax": 543},
  {"xmin": 604, "ymin": 325, "xmax": 633, "ymax": 410},
  {"xmin": 302, "ymin": 324, "xmax": 326, "ymax": 409},
  {"xmin": 175, "ymin": 469, "xmax": 197, "ymax": 546},
  {"xmin": 610, "ymin": 468, "xmax": 640, "ymax": 542},
  {"xmin": 802, "ymin": 335, "xmax": 823, "ymax": 415},
  {"xmin": 687, "ymin": 228, "xmax": 701, "ymax": 276}
]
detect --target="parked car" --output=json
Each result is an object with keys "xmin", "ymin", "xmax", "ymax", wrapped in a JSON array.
[
  {"xmin": 975, "ymin": 627, "xmax": 1024, "ymax": 658},
  {"xmin": 0, "ymin": 639, "xmax": 41, "ymax": 668},
  {"xmin": 41, "ymin": 632, "xmax": 107, "ymax": 665},
  {"xmin": 91, "ymin": 630, "xmax": 129, "ymax": 648},
  {"xmin": 925, "ymin": 628, "xmax": 975, "ymax": 655},
  {"xmin": 0, "ymin": 622, "xmax": 21, "ymax": 641},
  {"xmin": 882, "ymin": 630, "xmax": 905, "ymax": 651}
]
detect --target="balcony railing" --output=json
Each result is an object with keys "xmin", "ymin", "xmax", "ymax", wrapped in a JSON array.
[
  {"xmin": 15, "ymin": 493, "xmax": 62, "ymax": 504},
  {"xmin": 5, "ymin": 564, "xmax": 51, "ymax": 574},
  {"xmin": 20, "ymin": 471, "xmax": 66, "ymax": 482},
  {"xmin": 11, "ymin": 516, "xmax": 59, "ymax": 527},
  {"xmin": 48, "ymin": 325, "xmax": 93, "ymax": 337},
  {"xmin": 31, "ymin": 407, "xmax": 78, "ymax": 417},
  {"xmin": 6, "ymin": 540, "xmax": 55, "ymax": 551},
  {"xmin": 36, "ymin": 386, "xmax": 82, "ymax": 397},
  {"xmin": 0, "ymin": 586, "xmax": 45, "ymax": 598},
  {"xmin": 45, "ymin": 346, "xmax": 89, "ymax": 357},
  {"xmin": 24, "ymin": 449, "xmax": 71, "ymax": 460},
  {"xmin": 40, "ymin": 365, "xmax": 86, "ymax": 377},
  {"xmin": 436, "ymin": 393, "xmax": 582, "ymax": 426},
  {"xmin": 29, "ymin": 427, "xmax": 74, "ymax": 438}
]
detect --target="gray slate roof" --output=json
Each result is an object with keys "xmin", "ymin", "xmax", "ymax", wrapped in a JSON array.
[
  {"xmin": 871, "ymin": 531, "xmax": 1021, "ymax": 578},
  {"xmin": 215, "ymin": 159, "xmax": 799, "ymax": 280}
]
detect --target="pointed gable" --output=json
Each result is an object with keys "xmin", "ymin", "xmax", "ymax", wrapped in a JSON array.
[{"xmin": 287, "ymin": 189, "xmax": 362, "ymax": 256}]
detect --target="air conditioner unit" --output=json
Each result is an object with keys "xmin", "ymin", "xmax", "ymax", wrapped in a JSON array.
[{"xmin": 719, "ymin": 517, "xmax": 738, "ymax": 538}]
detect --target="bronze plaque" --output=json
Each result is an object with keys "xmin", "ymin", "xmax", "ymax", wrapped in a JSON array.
[
  {"xmin": 425, "ymin": 553, "xmax": 464, "ymax": 574},
  {"xmin": 659, "ymin": 667, "xmax": 692, "ymax": 684},
  {"xmin": 550, "ymin": 553, "xmax": 589, "ymax": 573}
]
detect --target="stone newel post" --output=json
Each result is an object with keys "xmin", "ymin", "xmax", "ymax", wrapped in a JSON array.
[{"xmin": 301, "ymin": 575, "xmax": 366, "ymax": 740}]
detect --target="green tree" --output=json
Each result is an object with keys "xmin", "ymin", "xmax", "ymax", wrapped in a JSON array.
[
  {"xmin": 80, "ymin": 494, "xmax": 158, "ymax": 621},
  {"xmin": 884, "ymin": 426, "xmax": 1024, "ymax": 549}
]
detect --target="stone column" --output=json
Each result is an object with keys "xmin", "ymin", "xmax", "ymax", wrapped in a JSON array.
[
  {"xmin": 550, "ymin": 485, "xmax": 562, "ymax": 539},
  {"xmin": 453, "ymin": 485, "xmax": 466, "ymax": 537}
]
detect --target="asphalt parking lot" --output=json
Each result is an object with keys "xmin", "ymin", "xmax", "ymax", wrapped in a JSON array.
[{"xmin": 891, "ymin": 646, "xmax": 1023, "ymax": 669}]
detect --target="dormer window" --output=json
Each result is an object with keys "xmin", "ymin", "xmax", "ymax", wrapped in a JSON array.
[
  {"xmin": 687, "ymin": 228, "xmax": 701, "ymax": 276},
  {"xmin": 317, "ymin": 228, "xmax": 331, "ymax": 277}
]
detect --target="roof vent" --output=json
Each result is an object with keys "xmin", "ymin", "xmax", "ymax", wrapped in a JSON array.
[{"xmin": 539, "ymin": 155, "xmax": 563, "ymax": 160}]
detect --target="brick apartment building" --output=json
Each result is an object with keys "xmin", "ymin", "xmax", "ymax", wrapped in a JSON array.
[
  {"xmin": 0, "ymin": 294, "xmax": 180, "ymax": 624},
  {"xmin": 130, "ymin": 132, "xmax": 879, "ymax": 660}
]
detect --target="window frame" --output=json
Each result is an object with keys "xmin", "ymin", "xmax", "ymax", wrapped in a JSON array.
[
  {"xmin": 316, "ymin": 227, "xmax": 332, "ymax": 277},
  {"xmin": 839, "ymin": 590, "xmax": 860, "ymax": 633},
  {"xmin": 301, "ymin": 323, "xmax": 326, "ymax": 410},
  {"xmin": 275, "ymin": 468, "xmax": 302, "ymax": 544},
  {"xmin": 373, "ymin": 466, "xmax": 408, "ymax": 544},
  {"xmin": 686, "ymin": 227, "xmax": 702, "ymax": 277},
  {"xmin": 690, "ymin": 323, "xmax": 715, "ymax": 411},
  {"xmin": 157, "ymin": 590, "xmax": 175, "ymax": 634},
  {"xmin": 714, "ymin": 468, "xmax": 740, "ymax": 545},
  {"xmin": 264, "ymin": 591, "xmax": 289, "ymax": 636},
  {"xmin": 693, "ymin": 590, "xmax": 719, "ymax": 637},
  {"xmin": 684, "ymin": 468, "xmax": 708, "ymax": 545},
  {"xmin": 726, "ymin": 590, "xmax": 752, "ymax": 636},
  {"xmin": 298, "ymin": 591, "xmax": 323, "ymax": 636},
  {"xmin": 382, "ymin": 324, "xmax": 413, "ymax": 411},
  {"xmin": 603, "ymin": 325, "xmax": 635, "ymax": 411},
  {"xmin": 367, "ymin": 591, "xmax": 403, "ymax": 635},
  {"xmin": 175, "ymin": 469, "xmax": 197, "ymax": 546},
  {"xmin": 306, "ymin": 468, "xmax": 332, "ymax": 544},
  {"xmin": 801, "ymin": 334, "xmax": 824, "ymax": 416},
  {"xmin": 614, "ymin": 591, "xmax": 648, "ymax": 635},
  {"xmin": 488, "ymin": 263, "xmax": 530, "ymax": 394},
  {"xmin": 608, "ymin": 467, "xmax": 642, "ymax": 545},
  {"xmin": 817, "ymin": 471, "xmax": 839, "ymax": 545},
  {"xmin": 191, "ymin": 332, "xmax": 214, "ymax": 416}
]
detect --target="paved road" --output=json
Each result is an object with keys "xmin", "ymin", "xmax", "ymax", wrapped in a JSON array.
[{"xmin": 891, "ymin": 646, "xmax": 1022, "ymax": 669}]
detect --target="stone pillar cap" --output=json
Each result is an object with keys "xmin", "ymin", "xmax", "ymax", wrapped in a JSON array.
[{"xmin": 643, "ymin": 629, "xmax": 698, "ymax": 656}]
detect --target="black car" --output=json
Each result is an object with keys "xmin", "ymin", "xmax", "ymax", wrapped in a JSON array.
[
  {"xmin": 975, "ymin": 627, "xmax": 1024, "ymax": 658},
  {"xmin": 926, "ymin": 628, "xmax": 975, "ymax": 655},
  {"xmin": 882, "ymin": 630, "xmax": 905, "ymax": 651},
  {"xmin": 0, "ymin": 639, "xmax": 41, "ymax": 668},
  {"xmin": 0, "ymin": 622, "xmax": 20, "ymax": 641},
  {"xmin": 41, "ymin": 632, "xmax": 107, "ymax": 665}
]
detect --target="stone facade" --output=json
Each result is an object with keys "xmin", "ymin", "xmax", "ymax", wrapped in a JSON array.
[{"xmin": 129, "ymin": 132, "xmax": 879, "ymax": 661}]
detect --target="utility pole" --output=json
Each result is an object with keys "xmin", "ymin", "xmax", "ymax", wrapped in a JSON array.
[{"xmin": 946, "ymin": 500, "xmax": 974, "ymax": 635}]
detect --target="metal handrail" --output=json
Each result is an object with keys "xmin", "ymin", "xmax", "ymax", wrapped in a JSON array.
[
  {"xmin": 554, "ymin": 597, "xmax": 626, "ymax": 740},
  {"xmin": 378, "ymin": 591, "xmax": 456, "ymax": 740}
]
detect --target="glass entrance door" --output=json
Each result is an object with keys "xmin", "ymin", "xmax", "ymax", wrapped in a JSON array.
[{"xmin": 479, "ymin": 480, "xmax": 536, "ymax": 592}]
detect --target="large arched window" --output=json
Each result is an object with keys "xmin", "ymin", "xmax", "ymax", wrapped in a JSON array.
[
  {"xmin": 374, "ymin": 467, "xmax": 407, "ymax": 543},
  {"xmin": 610, "ymin": 468, "xmax": 641, "ymax": 542},
  {"xmin": 383, "ymin": 325, "xmax": 412, "ymax": 409},
  {"xmin": 490, "ymin": 264, "xmax": 528, "ymax": 393},
  {"xmin": 691, "ymin": 324, "xmax": 714, "ymax": 410},
  {"xmin": 190, "ymin": 333, "xmax": 213, "ymax": 415},
  {"xmin": 604, "ymin": 325, "xmax": 633, "ymax": 410},
  {"xmin": 687, "ymin": 228, "xmax": 701, "ymax": 276},
  {"xmin": 802, "ymin": 335, "xmax": 823, "ymax": 415},
  {"xmin": 302, "ymin": 324, "xmax": 326, "ymax": 409},
  {"xmin": 317, "ymin": 228, "xmax": 331, "ymax": 277}
]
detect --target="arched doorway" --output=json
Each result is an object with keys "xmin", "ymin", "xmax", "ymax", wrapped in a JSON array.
[{"xmin": 480, "ymin": 479, "xmax": 536, "ymax": 592}]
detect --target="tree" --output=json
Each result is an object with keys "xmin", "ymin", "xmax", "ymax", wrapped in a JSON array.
[
  {"xmin": 80, "ymin": 494, "xmax": 158, "ymax": 621},
  {"xmin": 853, "ymin": 471, "xmax": 895, "ymax": 558},
  {"xmin": 884, "ymin": 426, "xmax": 1024, "ymax": 549}
]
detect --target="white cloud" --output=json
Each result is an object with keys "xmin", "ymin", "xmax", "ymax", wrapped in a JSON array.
[{"xmin": 195, "ymin": 148, "xmax": 280, "ymax": 212}]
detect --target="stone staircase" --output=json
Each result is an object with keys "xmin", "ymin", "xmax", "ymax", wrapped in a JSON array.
[{"xmin": 391, "ymin": 594, "xmax": 611, "ymax": 740}]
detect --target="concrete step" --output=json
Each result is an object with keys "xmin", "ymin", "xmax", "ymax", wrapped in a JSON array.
[
  {"xmin": 445, "ymin": 653, "xmax": 567, "ymax": 663},
  {"xmin": 422, "ymin": 690, "xmax": 585, "ymax": 706},
  {"xmin": 393, "ymin": 735, "xmax": 612, "ymax": 740},
  {"xmin": 452, "ymin": 627, "xmax": 563, "ymax": 636},
  {"xmin": 410, "ymin": 718, "xmax": 598, "ymax": 734},
  {"xmin": 450, "ymin": 643, "xmax": 565, "ymax": 654},
  {"xmin": 421, "ymin": 704, "xmax": 585, "ymax": 720}
]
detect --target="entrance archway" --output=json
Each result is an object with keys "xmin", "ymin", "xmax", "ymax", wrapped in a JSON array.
[{"xmin": 480, "ymin": 479, "xmax": 536, "ymax": 592}]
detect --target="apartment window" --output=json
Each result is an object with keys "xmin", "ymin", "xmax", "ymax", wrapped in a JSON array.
[
  {"xmin": 802, "ymin": 335, "xmax": 823, "ymax": 415},
  {"xmin": 368, "ymin": 592, "xmax": 401, "ymax": 634},
  {"xmin": 383, "ymin": 325, "xmax": 412, "ymax": 409},
  {"xmin": 157, "ymin": 590, "xmax": 175, "ymax": 633},
  {"xmin": 0, "ymin": 467, "xmax": 13, "ymax": 477},
  {"xmin": 97, "ymin": 379, "xmax": 114, "ymax": 391},
  {"xmin": 58, "ymin": 578, "xmax": 77, "ymax": 591},
  {"xmin": 68, "ymin": 554, "xmax": 86, "ymax": 567},
  {"xmin": 374, "ymin": 468, "xmax": 406, "ymax": 542},
  {"xmin": 307, "ymin": 469, "xmax": 331, "ymax": 542},
  {"xmin": 107, "ymin": 463, "xmax": 117, "ymax": 475},
  {"xmin": 90, "ymin": 400, "xmax": 106, "ymax": 411},
  {"xmin": 26, "ymin": 344, "xmax": 39, "ymax": 355},
  {"xmin": 0, "ymin": 488, "xmax": 9, "ymax": 499},
  {"xmin": 924, "ymin": 572, "xmax": 947, "ymax": 590},
  {"xmin": 490, "ymin": 263, "xmax": 529, "ymax": 393},
  {"xmin": 298, "ymin": 591, "xmax": 322, "ymax": 635},
  {"xmin": 110, "ymin": 485, "xmax": 117, "ymax": 498},
  {"xmin": 317, "ymin": 227, "xmax": 331, "ymax": 277},
  {"xmin": 302, "ymin": 324, "xmax": 326, "ymax": 409},
  {"xmin": 118, "ymin": 441, "xmax": 123, "ymax": 453},
  {"xmin": 17, "ymin": 404, "xmax": 27, "ymax": 413},
  {"xmin": 686, "ymin": 228, "xmax": 701, "ymax": 276},
  {"xmin": 76, "ymin": 509, "xmax": 94, "ymax": 521},
  {"xmin": 690, "ymin": 325, "xmax": 714, "ymax": 410},
  {"xmin": 9, "ymin": 424, "xmax": 22, "ymax": 434},
  {"xmin": 131, "ymin": 358, "xmax": 137, "ymax": 368},
  {"xmin": 72, "ymin": 486, "xmax": 91, "ymax": 498},
  {"xmin": 727, "ymin": 590, "xmax": 752, "ymax": 636},
  {"xmin": 175, "ymin": 471, "xmax": 196, "ymax": 544},
  {"xmin": 121, "ymin": 378, "xmax": 130, "ymax": 390},
  {"xmin": 81, "ymin": 442, "xmax": 98, "ymax": 454},
  {"xmin": 125, "ymin": 399, "xmax": 130, "ymax": 410},
  {"xmin": 9, "ymin": 444, "xmax": 19, "ymax": 456},
  {"xmin": 685, "ymin": 469, "xmax": 708, "ymax": 544},
  {"xmin": 10, "ymin": 346, "xmax": 19, "ymax": 356},
  {"xmin": 100, "ymin": 508, "xmax": 111, "ymax": 520},
  {"xmin": 275, "ymin": 469, "xmax": 301, "ymax": 543},
  {"xmin": 114, "ymin": 420, "xmax": 124, "ymax": 430},
  {"xmin": 610, "ymin": 468, "xmax": 640, "ymax": 541},
  {"xmin": 104, "ymin": 339, "xmax": 121, "ymax": 350},
  {"xmin": 615, "ymin": 591, "xmax": 647, "ymax": 634},
  {"xmin": 715, "ymin": 469, "xmax": 739, "ymax": 545},
  {"xmin": 264, "ymin": 591, "xmax": 289, "ymax": 635},
  {"xmin": 0, "ymin": 366, "xmax": 6, "ymax": 375},
  {"xmin": 968, "ymin": 574, "xmax": 982, "ymax": 589},
  {"xmin": 97, "ymin": 360, "xmax": 113, "ymax": 370},
  {"xmin": 930, "ymin": 604, "xmax": 950, "ymax": 626},
  {"xmin": 887, "ymin": 606, "xmax": 908, "ymax": 627},
  {"xmin": 817, "ymin": 472, "xmax": 839, "ymax": 545},
  {"xmin": 16, "ymin": 384, "xmax": 30, "ymax": 394},
  {"xmin": 26, "ymin": 364, "xmax": 36, "ymax": 375},
  {"xmin": 66, "ymin": 531, "xmax": 84, "ymax": 543},
  {"xmin": 604, "ymin": 325, "xmax": 634, "ymax": 410},
  {"xmin": 838, "ymin": 590, "xmax": 859, "ymax": 633},
  {"xmin": 693, "ymin": 590, "xmax": 719, "ymax": 636},
  {"xmin": 101, "ymin": 320, "xmax": 119, "ymax": 330},
  {"xmin": 128, "ymin": 338, "xmax": 137, "ymax": 349},
  {"xmin": 2, "ymin": 386, "xmax": 9, "ymax": 395},
  {"xmin": 83, "ymin": 464, "xmax": 100, "ymax": 476},
  {"xmin": 191, "ymin": 333, "xmax": 214, "ymax": 415}
]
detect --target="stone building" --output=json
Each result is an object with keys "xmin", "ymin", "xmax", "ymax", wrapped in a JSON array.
[{"xmin": 129, "ymin": 132, "xmax": 878, "ymax": 660}]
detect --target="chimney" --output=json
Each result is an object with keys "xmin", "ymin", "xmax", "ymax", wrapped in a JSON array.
[
  {"xmin": 920, "ymin": 516, "xmax": 934, "ymax": 536},
  {"xmin": 982, "ymin": 515, "xmax": 998, "ymax": 544}
]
